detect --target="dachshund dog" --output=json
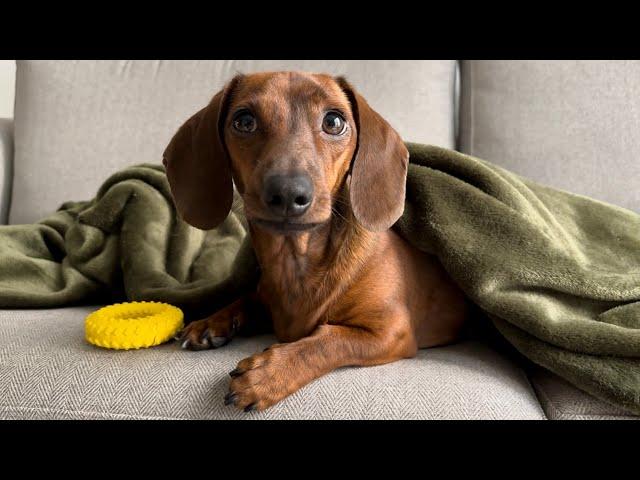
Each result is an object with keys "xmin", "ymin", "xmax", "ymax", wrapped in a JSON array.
[{"xmin": 163, "ymin": 72, "xmax": 468, "ymax": 412}]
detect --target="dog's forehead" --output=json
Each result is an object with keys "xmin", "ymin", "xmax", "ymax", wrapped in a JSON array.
[{"xmin": 230, "ymin": 72, "xmax": 350, "ymax": 109}]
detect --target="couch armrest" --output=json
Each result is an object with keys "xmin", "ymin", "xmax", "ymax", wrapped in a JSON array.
[{"xmin": 0, "ymin": 118, "xmax": 13, "ymax": 224}]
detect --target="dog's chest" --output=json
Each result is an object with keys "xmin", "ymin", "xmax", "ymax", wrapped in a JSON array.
[{"xmin": 257, "ymin": 240, "xmax": 336, "ymax": 341}]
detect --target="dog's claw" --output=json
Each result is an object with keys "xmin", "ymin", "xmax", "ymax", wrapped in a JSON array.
[
  {"xmin": 229, "ymin": 368, "xmax": 243, "ymax": 378},
  {"xmin": 231, "ymin": 316, "xmax": 240, "ymax": 335},
  {"xmin": 209, "ymin": 336, "xmax": 229, "ymax": 348},
  {"xmin": 224, "ymin": 392, "xmax": 237, "ymax": 406},
  {"xmin": 244, "ymin": 403, "xmax": 256, "ymax": 412}
]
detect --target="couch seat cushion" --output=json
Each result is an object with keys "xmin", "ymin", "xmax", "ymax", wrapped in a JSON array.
[
  {"xmin": 0, "ymin": 307, "xmax": 545, "ymax": 419},
  {"xmin": 528, "ymin": 367, "xmax": 638, "ymax": 420}
]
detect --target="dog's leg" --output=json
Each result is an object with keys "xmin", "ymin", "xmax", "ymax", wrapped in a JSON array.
[
  {"xmin": 179, "ymin": 292, "xmax": 268, "ymax": 350},
  {"xmin": 225, "ymin": 315, "xmax": 417, "ymax": 411}
]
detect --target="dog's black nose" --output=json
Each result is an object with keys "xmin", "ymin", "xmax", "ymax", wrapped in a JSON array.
[{"xmin": 263, "ymin": 173, "xmax": 314, "ymax": 218}]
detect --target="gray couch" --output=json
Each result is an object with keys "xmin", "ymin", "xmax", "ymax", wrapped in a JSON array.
[{"xmin": 0, "ymin": 60, "xmax": 637, "ymax": 420}]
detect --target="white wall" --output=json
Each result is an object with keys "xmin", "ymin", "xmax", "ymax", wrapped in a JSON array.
[{"xmin": 0, "ymin": 60, "xmax": 16, "ymax": 118}]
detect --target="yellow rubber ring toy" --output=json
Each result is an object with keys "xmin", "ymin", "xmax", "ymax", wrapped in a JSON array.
[{"xmin": 85, "ymin": 301, "xmax": 184, "ymax": 350}]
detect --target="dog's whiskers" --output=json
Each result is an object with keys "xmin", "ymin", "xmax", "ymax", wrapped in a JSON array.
[{"xmin": 331, "ymin": 205, "xmax": 356, "ymax": 229}]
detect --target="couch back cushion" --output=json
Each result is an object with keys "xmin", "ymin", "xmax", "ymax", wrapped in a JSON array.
[
  {"xmin": 459, "ymin": 60, "xmax": 640, "ymax": 213},
  {"xmin": 11, "ymin": 60, "xmax": 456, "ymax": 224}
]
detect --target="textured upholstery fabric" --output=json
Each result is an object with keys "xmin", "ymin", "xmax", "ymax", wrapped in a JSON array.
[
  {"xmin": 529, "ymin": 368, "xmax": 638, "ymax": 420},
  {"xmin": 11, "ymin": 60, "xmax": 456, "ymax": 225},
  {"xmin": 459, "ymin": 60, "xmax": 640, "ymax": 213},
  {"xmin": 0, "ymin": 118, "xmax": 12, "ymax": 225},
  {"xmin": 0, "ymin": 307, "xmax": 545, "ymax": 420}
]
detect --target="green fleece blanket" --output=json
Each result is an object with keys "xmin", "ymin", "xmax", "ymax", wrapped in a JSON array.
[{"xmin": 1, "ymin": 144, "xmax": 639, "ymax": 414}]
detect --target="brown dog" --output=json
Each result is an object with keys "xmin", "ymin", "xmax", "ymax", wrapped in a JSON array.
[{"xmin": 163, "ymin": 72, "xmax": 468, "ymax": 412}]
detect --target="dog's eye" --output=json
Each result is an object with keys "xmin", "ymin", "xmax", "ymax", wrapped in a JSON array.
[
  {"xmin": 322, "ymin": 111, "xmax": 346, "ymax": 135},
  {"xmin": 232, "ymin": 111, "xmax": 257, "ymax": 133}
]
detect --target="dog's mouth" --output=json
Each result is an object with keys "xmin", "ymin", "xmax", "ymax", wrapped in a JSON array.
[{"xmin": 252, "ymin": 218, "xmax": 323, "ymax": 234}]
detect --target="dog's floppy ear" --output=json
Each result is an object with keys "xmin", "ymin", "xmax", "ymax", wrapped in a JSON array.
[
  {"xmin": 162, "ymin": 75, "xmax": 242, "ymax": 230},
  {"xmin": 337, "ymin": 77, "xmax": 409, "ymax": 232}
]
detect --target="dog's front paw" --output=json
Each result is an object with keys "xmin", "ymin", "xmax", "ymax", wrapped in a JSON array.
[
  {"xmin": 224, "ymin": 345, "xmax": 295, "ymax": 412},
  {"xmin": 178, "ymin": 313, "xmax": 240, "ymax": 351}
]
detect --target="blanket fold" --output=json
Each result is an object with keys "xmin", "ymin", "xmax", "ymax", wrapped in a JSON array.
[{"xmin": 1, "ymin": 144, "xmax": 639, "ymax": 414}]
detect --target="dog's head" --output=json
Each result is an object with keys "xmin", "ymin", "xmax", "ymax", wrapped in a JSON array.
[{"xmin": 163, "ymin": 72, "xmax": 409, "ymax": 233}]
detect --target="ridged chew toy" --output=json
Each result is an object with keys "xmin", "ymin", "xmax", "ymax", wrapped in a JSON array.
[{"xmin": 85, "ymin": 301, "xmax": 184, "ymax": 350}]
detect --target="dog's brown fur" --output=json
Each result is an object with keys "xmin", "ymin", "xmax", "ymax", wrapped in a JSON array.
[{"xmin": 163, "ymin": 72, "xmax": 468, "ymax": 411}]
